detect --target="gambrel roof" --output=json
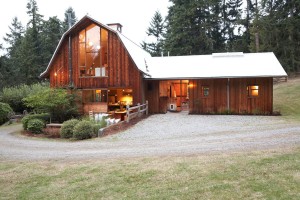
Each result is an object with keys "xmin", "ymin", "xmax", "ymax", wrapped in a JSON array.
[{"xmin": 40, "ymin": 15, "xmax": 151, "ymax": 78}]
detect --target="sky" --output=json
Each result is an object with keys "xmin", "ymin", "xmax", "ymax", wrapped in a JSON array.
[{"xmin": 0, "ymin": 0, "xmax": 170, "ymax": 55}]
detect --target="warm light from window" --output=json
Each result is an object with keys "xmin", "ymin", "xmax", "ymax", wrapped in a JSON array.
[
  {"xmin": 96, "ymin": 90, "xmax": 101, "ymax": 94},
  {"xmin": 54, "ymin": 72, "xmax": 57, "ymax": 76},
  {"xmin": 248, "ymin": 85, "xmax": 259, "ymax": 97},
  {"xmin": 89, "ymin": 41, "xmax": 93, "ymax": 46}
]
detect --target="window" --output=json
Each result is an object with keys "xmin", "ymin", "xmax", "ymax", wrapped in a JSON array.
[
  {"xmin": 79, "ymin": 23, "xmax": 108, "ymax": 77},
  {"xmin": 247, "ymin": 85, "xmax": 259, "ymax": 97},
  {"xmin": 202, "ymin": 86, "xmax": 209, "ymax": 97},
  {"xmin": 82, "ymin": 90, "xmax": 107, "ymax": 103}
]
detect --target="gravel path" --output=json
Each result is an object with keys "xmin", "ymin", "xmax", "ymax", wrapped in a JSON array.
[{"xmin": 0, "ymin": 112, "xmax": 300, "ymax": 161}]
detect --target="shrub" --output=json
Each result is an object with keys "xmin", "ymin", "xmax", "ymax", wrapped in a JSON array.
[
  {"xmin": 27, "ymin": 119, "xmax": 45, "ymax": 134},
  {"xmin": 73, "ymin": 120, "xmax": 94, "ymax": 140},
  {"xmin": 0, "ymin": 102, "xmax": 13, "ymax": 125},
  {"xmin": 60, "ymin": 119, "xmax": 80, "ymax": 139},
  {"xmin": 0, "ymin": 83, "xmax": 49, "ymax": 113},
  {"xmin": 93, "ymin": 118, "xmax": 107, "ymax": 137},
  {"xmin": 21, "ymin": 113, "xmax": 50, "ymax": 130},
  {"xmin": 23, "ymin": 88, "xmax": 79, "ymax": 122}
]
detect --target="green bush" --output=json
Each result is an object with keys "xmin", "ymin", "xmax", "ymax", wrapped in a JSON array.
[
  {"xmin": 0, "ymin": 83, "xmax": 49, "ymax": 113},
  {"xmin": 23, "ymin": 88, "xmax": 79, "ymax": 122},
  {"xmin": 0, "ymin": 102, "xmax": 13, "ymax": 125},
  {"xmin": 73, "ymin": 120, "xmax": 94, "ymax": 140},
  {"xmin": 21, "ymin": 113, "xmax": 50, "ymax": 130},
  {"xmin": 60, "ymin": 119, "xmax": 80, "ymax": 139},
  {"xmin": 27, "ymin": 119, "xmax": 45, "ymax": 134},
  {"xmin": 92, "ymin": 118, "xmax": 107, "ymax": 137},
  {"xmin": 92, "ymin": 124, "xmax": 102, "ymax": 137}
]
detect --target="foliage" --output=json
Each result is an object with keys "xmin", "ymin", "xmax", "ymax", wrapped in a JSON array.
[
  {"xmin": 92, "ymin": 119, "xmax": 107, "ymax": 137},
  {"xmin": 23, "ymin": 88, "xmax": 79, "ymax": 122},
  {"xmin": 21, "ymin": 113, "xmax": 50, "ymax": 130},
  {"xmin": 60, "ymin": 119, "xmax": 80, "ymax": 139},
  {"xmin": 0, "ymin": 0, "xmax": 77, "ymax": 89},
  {"xmin": 143, "ymin": 11, "xmax": 166, "ymax": 56},
  {"xmin": 72, "ymin": 120, "xmax": 94, "ymax": 140},
  {"xmin": 27, "ymin": 118, "xmax": 45, "ymax": 134},
  {"xmin": 62, "ymin": 7, "xmax": 77, "ymax": 32},
  {"xmin": 0, "ymin": 82, "xmax": 49, "ymax": 113},
  {"xmin": 0, "ymin": 102, "xmax": 13, "ymax": 125}
]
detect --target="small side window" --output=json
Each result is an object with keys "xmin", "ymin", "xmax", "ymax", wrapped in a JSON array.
[
  {"xmin": 202, "ymin": 86, "xmax": 209, "ymax": 97},
  {"xmin": 247, "ymin": 85, "xmax": 259, "ymax": 97}
]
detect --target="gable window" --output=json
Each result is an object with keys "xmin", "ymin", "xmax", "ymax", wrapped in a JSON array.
[
  {"xmin": 79, "ymin": 23, "xmax": 108, "ymax": 77},
  {"xmin": 247, "ymin": 85, "xmax": 259, "ymax": 97},
  {"xmin": 202, "ymin": 86, "xmax": 209, "ymax": 97}
]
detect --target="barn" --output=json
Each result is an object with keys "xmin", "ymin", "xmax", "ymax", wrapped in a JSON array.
[{"xmin": 40, "ymin": 15, "xmax": 287, "ymax": 118}]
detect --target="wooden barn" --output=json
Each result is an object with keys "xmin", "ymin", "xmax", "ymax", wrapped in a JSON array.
[
  {"xmin": 40, "ymin": 16, "xmax": 150, "ymax": 117},
  {"xmin": 41, "ymin": 15, "xmax": 287, "ymax": 117}
]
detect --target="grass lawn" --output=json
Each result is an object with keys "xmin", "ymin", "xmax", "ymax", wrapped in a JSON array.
[
  {"xmin": 274, "ymin": 77, "xmax": 300, "ymax": 121},
  {"xmin": 1, "ymin": 148, "xmax": 300, "ymax": 200}
]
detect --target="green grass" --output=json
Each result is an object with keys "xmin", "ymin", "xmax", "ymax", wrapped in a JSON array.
[
  {"xmin": 1, "ymin": 149, "xmax": 300, "ymax": 199},
  {"xmin": 274, "ymin": 78, "xmax": 300, "ymax": 121}
]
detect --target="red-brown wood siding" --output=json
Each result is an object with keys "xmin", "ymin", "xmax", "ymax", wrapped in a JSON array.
[
  {"xmin": 189, "ymin": 78, "xmax": 273, "ymax": 114},
  {"xmin": 48, "ymin": 26, "xmax": 144, "ymax": 105}
]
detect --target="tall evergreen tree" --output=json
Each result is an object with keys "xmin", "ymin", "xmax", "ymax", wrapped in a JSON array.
[
  {"xmin": 2, "ymin": 17, "xmax": 25, "ymax": 86},
  {"xmin": 62, "ymin": 7, "xmax": 77, "ymax": 32},
  {"xmin": 143, "ymin": 11, "xmax": 166, "ymax": 56},
  {"xmin": 3, "ymin": 17, "xmax": 24, "ymax": 56},
  {"xmin": 41, "ymin": 16, "xmax": 63, "ymax": 66},
  {"xmin": 164, "ymin": 0, "xmax": 216, "ymax": 56},
  {"xmin": 254, "ymin": 0, "xmax": 300, "ymax": 72},
  {"xmin": 222, "ymin": 0, "xmax": 243, "ymax": 51},
  {"xmin": 24, "ymin": 0, "xmax": 44, "ymax": 84}
]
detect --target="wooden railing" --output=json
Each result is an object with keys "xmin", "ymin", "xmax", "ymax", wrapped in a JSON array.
[{"xmin": 126, "ymin": 101, "xmax": 148, "ymax": 122}]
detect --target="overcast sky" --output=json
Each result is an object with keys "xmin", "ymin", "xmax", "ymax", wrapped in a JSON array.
[{"xmin": 0, "ymin": 0, "xmax": 170, "ymax": 55}]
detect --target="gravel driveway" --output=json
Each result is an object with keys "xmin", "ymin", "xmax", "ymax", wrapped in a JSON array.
[{"xmin": 1, "ymin": 112, "xmax": 300, "ymax": 161}]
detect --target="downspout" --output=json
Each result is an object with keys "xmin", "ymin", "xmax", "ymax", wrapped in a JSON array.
[
  {"xmin": 68, "ymin": 13, "xmax": 73, "ymax": 88},
  {"xmin": 227, "ymin": 78, "xmax": 230, "ymax": 111}
]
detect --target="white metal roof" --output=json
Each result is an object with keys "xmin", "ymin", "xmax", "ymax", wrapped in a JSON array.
[
  {"xmin": 117, "ymin": 32, "xmax": 151, "ymax": 74},
  {"xmin": 146, "ymin": 52, "xmax": 287, "ymax": 79}
]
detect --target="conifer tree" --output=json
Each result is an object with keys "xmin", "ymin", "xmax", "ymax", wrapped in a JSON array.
[
  {"xmin": 143, "ymin": 11, "xmax": 165, "ymax": 56},
  {"xmin": 62, "ymin": 7, "xmax": 77, "ymax": 32}
]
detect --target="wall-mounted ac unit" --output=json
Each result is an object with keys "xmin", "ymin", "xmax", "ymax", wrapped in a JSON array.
[{"xmin": 169, "ymin": 103, "xmax": 177, "ymax": 111}]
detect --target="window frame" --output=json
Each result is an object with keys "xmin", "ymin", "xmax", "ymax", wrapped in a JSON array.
[
  {"xmin": 202, "ymin": 86, "xmax": 209, "ymax": 97},
  {"xmin": 78, "ymin": 24, "xmax": 108, "ymax": 78},
  {"xmin": 247, "ymin": 85, "xmax": 259, "ymax": 97}
]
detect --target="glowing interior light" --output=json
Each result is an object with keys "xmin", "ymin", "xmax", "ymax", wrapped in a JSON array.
[
  {"xmin": 54, "ymin": 72, "xmax": 57, "ymax": 76},
  {"xmin": 96, "ymin": 45, "xmax": 101, "ymax": 50},
  {"xmin": 89, "ymin": 41, "xmax": 93, "ymax": 46}
]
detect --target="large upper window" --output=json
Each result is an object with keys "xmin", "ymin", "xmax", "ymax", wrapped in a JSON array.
[{"xmin": 79, "ymin": 24, "xmax": 108, "ymax": 77}]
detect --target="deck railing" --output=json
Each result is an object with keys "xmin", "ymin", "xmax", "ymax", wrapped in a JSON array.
[{"xmin": 126, "ymin": 101, "xmax": 148, "ymax": 122}]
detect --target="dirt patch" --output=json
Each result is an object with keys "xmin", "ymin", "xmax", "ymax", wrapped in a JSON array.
[{"xmin": 21, "ymin": 129, "xmax": 61, "ymax": 139}]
